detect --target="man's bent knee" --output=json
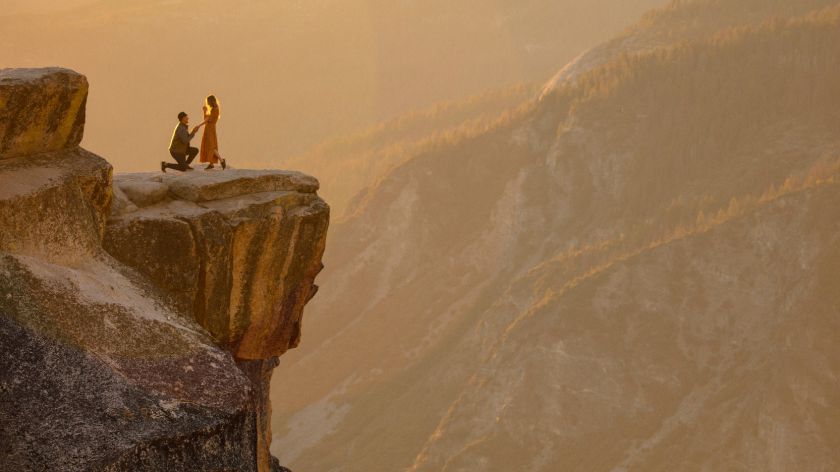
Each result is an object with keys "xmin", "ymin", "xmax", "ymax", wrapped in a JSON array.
[{"xmin": 187, "ymin": 147, "xmax": 199, "ymax": 164}]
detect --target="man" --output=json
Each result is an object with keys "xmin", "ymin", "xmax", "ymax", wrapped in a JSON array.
[{"xmin": 162, "ymin": 111, "xmax": 203, "ymax": 172}]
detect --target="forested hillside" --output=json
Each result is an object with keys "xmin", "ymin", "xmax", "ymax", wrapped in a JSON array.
[
  {"xmin": 270, "ymin": 2, "xmax": 840, "ymax": 470},
  {"xmin": 282, "ymin": 84, "xmax": 538, "ymax": 216},
  {"xmin": 289, "ymin": 0, "xmax": 840, "ymax": 218}
]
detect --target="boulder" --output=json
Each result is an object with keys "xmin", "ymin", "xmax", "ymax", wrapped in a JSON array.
[
  {"xmin": 0, "ymin": 68, "xmax": 88, "ymax": 159},
  {"xmin": 116, "ymin": 173, "xmax": 170, "ymax": 207}
]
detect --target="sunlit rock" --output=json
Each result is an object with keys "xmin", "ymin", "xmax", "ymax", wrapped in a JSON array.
[
  {"xmin": 0, "ymin": 68, "xmax": 88, "ymax": 159},
  {"xmin": 104, "ymin": 170, "xmax": 330, "ymax": 359}
]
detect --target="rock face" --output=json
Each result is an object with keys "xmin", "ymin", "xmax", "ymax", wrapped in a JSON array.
[
  {"xmin": 0, "ymin": 68, "xmax": 328, "ymax": 472},
  {"xmin": 104, "ymin": 170, "xmax": 329, "ymax": 360},
  {"xmin": 0, "ymin": 255, "xmax": 258, "ymax": 472},
  {"xmin": 0, "ymin": 68, "xmax": 87, "ymax": 159}
]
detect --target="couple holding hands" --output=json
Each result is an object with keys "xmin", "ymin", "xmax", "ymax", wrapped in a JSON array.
[{"xmin": 164, "ymin": 94, "xmax": 227, "ymax": 172}]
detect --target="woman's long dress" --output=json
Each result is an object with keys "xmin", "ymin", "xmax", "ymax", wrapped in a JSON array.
[{"xmin": 199, "ymin": 106, "xmax": 220, "ymax": 164}]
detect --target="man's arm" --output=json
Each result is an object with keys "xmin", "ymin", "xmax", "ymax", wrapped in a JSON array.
[{"xmin": 176, "ymin": 126, "xmax": 197, "ymax": 144}]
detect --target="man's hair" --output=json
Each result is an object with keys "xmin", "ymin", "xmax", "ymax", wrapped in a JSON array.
[{"xmin": 177, "ymin": 111, "xmax": 187, "ymax": 121}]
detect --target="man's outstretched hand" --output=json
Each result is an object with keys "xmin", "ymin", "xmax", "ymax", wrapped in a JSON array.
[{"xmin": 191, "ymin": 125, "xmax": 202, "ymax": 134}]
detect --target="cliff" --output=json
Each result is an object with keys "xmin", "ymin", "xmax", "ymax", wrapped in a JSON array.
[{"xmin": 0, "ymin": 68, "xmax": 329, "ymax": 472}]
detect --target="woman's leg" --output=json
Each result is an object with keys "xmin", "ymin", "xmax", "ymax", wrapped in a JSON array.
[{"xmin": 205, "ymin": 150, "xmax": 223, "ymax": 170}]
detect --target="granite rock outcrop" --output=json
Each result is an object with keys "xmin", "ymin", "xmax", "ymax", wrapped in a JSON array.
[
  {"xmin": 104, "ymin": 170, "xmax": 329, "ymax": 360},
  {"xmin": 0, "ymin": 67, "xmax": 87, "ymax": 159},
  {"xmin": 0, "ymin": 68, "xmax": 328, "ymax": 472}
]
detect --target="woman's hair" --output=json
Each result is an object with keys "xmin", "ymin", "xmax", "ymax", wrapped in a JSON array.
[{"xmin": 205, "ymin": 95, "xmax": 220, "ymax": 118}]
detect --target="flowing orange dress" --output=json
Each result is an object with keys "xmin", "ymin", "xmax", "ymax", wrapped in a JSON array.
[{"xmin": 199, "ymin": 106, "xmax": 220, "ymax": 164}]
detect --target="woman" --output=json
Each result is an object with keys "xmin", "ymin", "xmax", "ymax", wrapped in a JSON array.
[{"xmin": 199, "ymin": 94, "xmax": 226, "ymax": 170}]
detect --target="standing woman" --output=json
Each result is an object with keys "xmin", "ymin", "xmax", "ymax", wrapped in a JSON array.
[{"xmin": 199, "ymin": 94, "xmax": 226, "ymax": 170}]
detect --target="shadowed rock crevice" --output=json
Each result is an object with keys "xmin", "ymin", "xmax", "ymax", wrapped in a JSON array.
[{"xmin": 181, "ymin": 210, "xmax": 235, "ymax": 338}]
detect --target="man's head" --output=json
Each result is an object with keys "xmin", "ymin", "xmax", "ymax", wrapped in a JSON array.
[{"xmin": 178, "ymin": 111, "xmax": 189, "ymax": 124}]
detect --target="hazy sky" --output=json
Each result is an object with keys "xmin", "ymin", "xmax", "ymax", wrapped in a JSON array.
[{"xmin": 0, "ymin": 0, "xmax": 664, "ymax": 172}]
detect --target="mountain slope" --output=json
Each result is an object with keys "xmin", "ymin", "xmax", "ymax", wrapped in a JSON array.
[
  {"xmin": 281, "ymin": 83, "xmax": 538, "ymax": 217},
  {"xmin": 284, "ymin": 0, "xmax": 840, "ymax": 219},
  {"xmin": 270, "ymin": 2, "xmax": 840, "ymax": 471}
]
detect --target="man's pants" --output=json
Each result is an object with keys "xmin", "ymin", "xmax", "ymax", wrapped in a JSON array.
[{"xmin": 165, "ymin": 147, "xmax": 198, "ymax": 171}]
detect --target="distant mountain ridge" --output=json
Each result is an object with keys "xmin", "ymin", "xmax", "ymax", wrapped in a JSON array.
[
  {"xmin": 289, "ymin": 0, "xmax": 840, "ymax": 220},
  {"xmin": 542, "ymin": 0, "xmax": 840, "ymax": 94}
]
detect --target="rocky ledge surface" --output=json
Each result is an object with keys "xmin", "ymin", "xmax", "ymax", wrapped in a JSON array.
[{"xmin": 0, "ymin": 68, "xmax": 328, "ymax": 472}]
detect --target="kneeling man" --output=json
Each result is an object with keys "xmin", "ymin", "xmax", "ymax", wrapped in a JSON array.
[{"xmin": 162, "ymin": 111, "xmax": 202, "ymax": 172}]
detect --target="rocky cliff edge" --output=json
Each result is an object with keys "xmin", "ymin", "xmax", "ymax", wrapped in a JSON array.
[{"xmin": 0, "ymin": 68, "xmax": 329, "ymax": 472}]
